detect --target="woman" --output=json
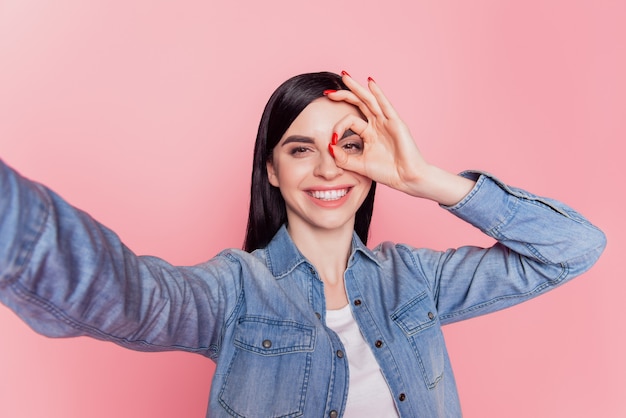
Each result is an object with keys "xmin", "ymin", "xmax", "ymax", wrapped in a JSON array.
[{"xmin": 0, "ymin": 71, "xmax": 606, "ymax": 417}]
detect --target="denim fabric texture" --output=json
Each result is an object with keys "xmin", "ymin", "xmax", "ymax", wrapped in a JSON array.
[{"xmin": 0, "ymin": 160, "xmax": 606, "ymax": 417}]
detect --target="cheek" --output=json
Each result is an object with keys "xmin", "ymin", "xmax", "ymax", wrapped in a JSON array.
[
  {"xmin": 266, "ymin": 152, "xmax": 282, "ymax": 187},
  {"xmin": 276, "ymin": 158, "xmax": 311, "ymax": 182},
  {"xmin": 356, "ymin": 177, "xmax": 373, "ymax": 204},
  {"xmin": 359, "ymin": 176, "xmax": 373, "ymax": 192}
]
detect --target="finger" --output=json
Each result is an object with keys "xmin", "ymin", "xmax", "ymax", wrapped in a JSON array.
[
  {"xmin": 328, "ymin": 114, "xmax": 370, "ymax": 176},
  {"xmin": 331, "ymin": 114, "xmax": 369, "ymax": 144},
  {"xmin": 340, "ymin": 72, "xmax": 384, "ymax": 118},
  {"xmin": 325, "ymin": 89, "xmax": 375, "ymax": 121},
  {"xmin": 327, "ymin": 79, "xmax": 399, "ymax": 122},
  {"xmin": 366, "ymin": 78, "xmax": 400, "ymax": 120},
  {"xmin": 328, "ymin": 142, "xmax": 366, "ymax": 175}
]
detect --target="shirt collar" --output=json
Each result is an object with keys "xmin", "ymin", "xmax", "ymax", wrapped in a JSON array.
[{"xmin": 264, "ymin": 225, "xmax": 381, "ymax": 278}]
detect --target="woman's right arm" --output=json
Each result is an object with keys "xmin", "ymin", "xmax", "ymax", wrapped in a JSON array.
[{"xmin": 0, "ymin": 160, "xmax": 240, "ymax": 358}]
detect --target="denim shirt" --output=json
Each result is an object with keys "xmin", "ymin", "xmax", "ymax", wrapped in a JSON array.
[{"xmin": 0, "ymin": 160, "xmax": 606, "ymax": 417}]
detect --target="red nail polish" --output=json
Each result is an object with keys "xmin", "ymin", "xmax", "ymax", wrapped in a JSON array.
[
  {"xmin": 328, "ymin": 143, "xmax": 335, "ymax": 158},
  {"xmin": 331, "ymin": 132, "xmax": 338, "ymax": 145},
  {"xmin": 341, "ymin": 70, "xmax": 351, "ymax": 77},
  {"xmin": 323, "ymin": 89, "xmax": 337, "ymax": 95},
  {"xmin": 367, "ymin": 76, "xmax": 376, "ymax": 83}
]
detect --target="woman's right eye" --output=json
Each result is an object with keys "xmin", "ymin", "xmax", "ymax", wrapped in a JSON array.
[{"xmin": 290, "ymin": 146, "xmax": 311, "ymax": 156}]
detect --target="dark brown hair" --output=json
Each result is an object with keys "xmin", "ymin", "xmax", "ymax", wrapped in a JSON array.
[{"xmin": 243, "ymin": 72, "xmax": 376, "ymax": 252}]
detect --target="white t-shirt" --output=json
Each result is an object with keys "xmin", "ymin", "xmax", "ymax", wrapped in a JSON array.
[{"xmin": 326, "ymin": 305, "xmax": 400, "ymax": 417}]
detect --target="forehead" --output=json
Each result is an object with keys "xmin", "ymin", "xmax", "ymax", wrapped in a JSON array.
[{"xmin": 282, "ymin": 98, "xmax": 361, "ymax": 138}]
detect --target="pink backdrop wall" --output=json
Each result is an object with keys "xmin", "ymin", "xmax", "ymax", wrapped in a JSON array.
[{"xmin": 1, "ymin": 1, "xmax": 624, "ymax": 416}]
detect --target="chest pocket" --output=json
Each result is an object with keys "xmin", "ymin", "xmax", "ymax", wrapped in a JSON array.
[
  {"xmin": 219, "ymin": 316, "xmax": 316, "ymax": 417},
  {"xmin": 391, "ymin": 291, "xmax": 445, "ymax": 389}
]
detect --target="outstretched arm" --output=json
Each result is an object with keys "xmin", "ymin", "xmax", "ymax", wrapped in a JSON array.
[{"xmin": 0, "ymin": 160, "xmax": 239, "ymax": 357}]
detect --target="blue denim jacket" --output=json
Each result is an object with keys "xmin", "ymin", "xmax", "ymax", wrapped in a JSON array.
[{"xmin": 0, "ymin": 160, "xmax": 606, "ymax": 417}]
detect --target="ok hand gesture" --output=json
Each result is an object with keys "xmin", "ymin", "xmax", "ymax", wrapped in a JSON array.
[{"xmin": 326, "ymin": 72, "xmax": 475, "ymax": 206}]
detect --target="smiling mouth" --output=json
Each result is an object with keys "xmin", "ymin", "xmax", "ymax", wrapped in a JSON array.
[{"xmin": 307, "ymin": 188, "xmax": 350, "ymax": 201}]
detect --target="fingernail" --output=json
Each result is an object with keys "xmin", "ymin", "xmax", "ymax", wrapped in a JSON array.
[
  {"xmin": 341, "ymin": 70, "xmax": 351, "ymax": 77},
  {"xmin": 331, "ymin": 132, "xmax": 338, "ymax": 145},
  {"xmin": 328, "ymin": 143, "xmax": 335, "ymax": 158},
  {"xmin": 367, "ymin": 76, "xmax": 376, "ymax": 83},
  {"xmin": 323, "ymin": 89, "xmax": 337, "ymax": 95}
]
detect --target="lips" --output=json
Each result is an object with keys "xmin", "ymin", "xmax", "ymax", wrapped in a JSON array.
[{"xmin": 306, "ymin": 188, "xmax": 350, "ymax": 201}]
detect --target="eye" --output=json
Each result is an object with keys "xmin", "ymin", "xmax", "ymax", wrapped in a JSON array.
[
  {"xmin": 289, "ymin": 145, "xmax": 313, "ymax": 156},
  {"xmin": 339, "ymin": 135, "xmax": 364, "ymax": 155}
]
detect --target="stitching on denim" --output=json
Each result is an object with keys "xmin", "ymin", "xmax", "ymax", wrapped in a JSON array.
[
  {"xmin": 206, "ymin": 252, "xmax": 245, "ymax": 356},
  {"xmin": 5, "ymin": 184, "xmax": 50, "ymax": 286},
  {"xmin": 440, "ymin": 261, "xmax": 569, "ymax": 323},
  {"xmin": 485, "ymin": 195, "xmax": 520, "ymax": 238},
  {"xmin": 274, "ymin": 259, "xmax": 308, "ymax": 279},
  {"xmin": 391, "ymin": 292, "xmax": 445, "ymax": 389},
  {"xmin": 446, "ymin": 174, "xmax": 487, "ymax": 212},
  {"xmin": 352, "ymin": 235, "xmax": 381, "ymax": 266},
  {"xmin": 265, "ymin": 246, "xmax": 307, "ymax": 279},
  {"xmin": 10, "ymin": 280, "xmax": 211, "ymax": 353},
  {"xmin": 349, "ymin": 272, "xmax": 409, "ymax": 399},
  {"xmin": 218, "ymin": 348, "xmax": 309, "ymax": 418},
  {"xmin": 264, "ymin": 246, "xmax": 274, "ymax": 276},
  {"xmin": 395, "ymin": 244, "xmax": 435, "ymax": 296},
  {"xmin": 392, "ymin": 297, "xmax": 438, "ymax": 336},
  {"xmin": 217, "ymin": 349, "xmax": 245, "ymax": 418}
]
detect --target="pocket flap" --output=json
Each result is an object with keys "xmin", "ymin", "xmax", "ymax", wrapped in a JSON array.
[
  {"xmin": 234, "ymin": 316, "xmax": 316, "ymax": 355},
  {"xmin": 391, "ymin": 292, "xmax": 438, "ymax": 336}
]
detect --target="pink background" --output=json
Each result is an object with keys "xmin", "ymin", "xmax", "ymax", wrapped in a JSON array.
[{"xmin": 1, "ymin": 0, "xmax": 624, "ymax": 416}]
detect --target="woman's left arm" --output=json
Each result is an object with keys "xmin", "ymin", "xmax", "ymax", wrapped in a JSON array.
[
  {"xmin": 327, "ymin": 74, "xmax": 606, "ymax": 319},
  {"xmin": 426, "ymin": 170, "xmax": 606, "ymax": 322}
]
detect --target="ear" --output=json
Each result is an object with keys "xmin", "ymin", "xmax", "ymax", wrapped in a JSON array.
[{"xmin": 266, "ymin": 159, "xmax": 280, "ymax": 187}]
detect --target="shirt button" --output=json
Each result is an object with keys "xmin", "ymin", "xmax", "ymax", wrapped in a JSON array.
[
  {"xmin": 315, "ymin": 312, "xmax": 321, "ymax": 320},
  {"xmin": 353, "ymin": 299, "xmax": 362, "ymax": 306},
  {"xmin": 262, "ymin": 339, "xmax": 272, "ymax": 349},
  {"xmin": 428, "ymin": 311, "xmax": 435, "ymax": 320},
  {"xmin": 309, "ymin": 267, "xmax": 316, "ymax": 274},
  {"xmin": 398, "ymin": 393, "xmax": 406, "ymax": 402},
  {"xmin": 329, "ymin": 410, "xmax": 338, "ymax": 418},
  {"xmin": 336, "ymin": 350, "xmax": 344, "ymax": 358},
  {"xmin": 375, "ymin": 340, "xmax": 383, "ymax": 348}
]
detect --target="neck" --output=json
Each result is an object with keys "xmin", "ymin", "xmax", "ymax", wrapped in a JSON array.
[
  {"xmin": 287, "ymin": 222, "xmax": 353, "ymax": 286},
  {"xmin": 287, "ymin": 225, "xmax": 353, "ymax": 276},
  {"xmin": 288, "ymin": 223, "xmax": 354, "ymax": 310}
]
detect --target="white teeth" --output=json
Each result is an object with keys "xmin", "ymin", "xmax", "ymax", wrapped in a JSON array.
[{"xmin": 309, "ymin": 189, "xmax": 348, "ymax": 201}]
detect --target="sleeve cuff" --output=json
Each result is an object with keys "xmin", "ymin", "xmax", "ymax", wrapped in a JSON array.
[{"xmin": 441, "ymin": 171, "xmax": 518, "ymax": 236}]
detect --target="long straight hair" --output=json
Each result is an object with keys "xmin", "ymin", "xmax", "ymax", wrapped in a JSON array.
[{"xmin": 243, "ymin": 72, "xmax": 377, "ymax": 252}]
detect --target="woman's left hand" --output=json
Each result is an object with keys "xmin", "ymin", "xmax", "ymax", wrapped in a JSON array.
[{"xmin": 326, "ymin": 73, "xmax": 475, "ymax": 205}]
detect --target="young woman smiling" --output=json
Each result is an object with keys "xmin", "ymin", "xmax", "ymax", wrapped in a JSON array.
[{"xmin": 0, "ymin": 71, "xmax": 606, "ymax": 417}]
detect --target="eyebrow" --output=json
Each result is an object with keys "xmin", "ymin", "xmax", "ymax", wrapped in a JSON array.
[
  {"xmin": 281, "ymin": 135, "xmax": 315, "ymax": 146},
  {"xmin": 281, "ymin": 130, "xmax": 359, "ymax": 147}
]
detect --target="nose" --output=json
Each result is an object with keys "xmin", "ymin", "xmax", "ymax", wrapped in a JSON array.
[{"xmin": 313, "ymin": 150, "xmax": 343, "ymax": 180}]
